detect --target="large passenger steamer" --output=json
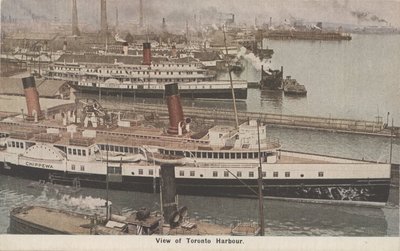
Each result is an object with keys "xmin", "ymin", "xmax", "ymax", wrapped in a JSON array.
[{"xmin": 0, "ymin": 78, "xmax": 391, "ymax": 206}]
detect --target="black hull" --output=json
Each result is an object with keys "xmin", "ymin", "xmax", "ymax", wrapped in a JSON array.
[
  {"xmin": 72, "ymin": 85, "xmax": 248, "ymax": 100},
  {"xmin": 0, "ymin": 163, "xmax": 390, "ymax": 205}
]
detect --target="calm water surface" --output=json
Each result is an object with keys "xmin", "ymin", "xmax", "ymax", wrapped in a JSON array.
[{"xmin": 1, "ymin": 34, "xmax": 399, "ymax": 236}]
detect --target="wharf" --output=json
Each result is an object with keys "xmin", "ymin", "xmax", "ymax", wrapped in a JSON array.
[{"xmin": 106, "ymin": 103, "xmax": 398, "ymax": 138}]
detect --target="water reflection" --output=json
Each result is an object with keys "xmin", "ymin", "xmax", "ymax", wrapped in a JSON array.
[{"xmin": 0, "ymin": 175, "xmax": 395, "ymax": 236}]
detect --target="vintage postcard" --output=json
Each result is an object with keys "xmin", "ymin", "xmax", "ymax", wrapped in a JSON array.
[{"xmin": 0, "ymin": 0, "xmax": 399, "ymax": 250}]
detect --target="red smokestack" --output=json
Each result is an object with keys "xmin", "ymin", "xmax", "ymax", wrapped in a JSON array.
[
  {"xmin": 143, "ymin": 42, "xmax": 151, "ymax": 65},
  {"xmin": 165, "ymin": 83, "xmax": 185, "ymax": 135},
  {"xmin": 22, "ymin": 76, "xmax": 43, "ymax": 121}
]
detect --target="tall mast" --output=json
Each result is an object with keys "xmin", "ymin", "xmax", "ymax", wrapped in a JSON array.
[
  {"xmin": 222, "ymin": 25, "xmax": 239, "ymax": 129},
  {"xmin": 257, "ymin": 119, "xmax": 265, "ymax": 236}
]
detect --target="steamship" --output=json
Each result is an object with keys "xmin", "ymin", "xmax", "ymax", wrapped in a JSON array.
[
  {"xmin": 45, "ymin": 43, "xmax": 248, "ymax": 100},
  {"xmin": 0, "ymin": 78, "xmax": 391, "ymax": 206}
]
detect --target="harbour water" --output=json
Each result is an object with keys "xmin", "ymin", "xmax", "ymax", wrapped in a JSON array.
[
  {"xmin": 0, "ymin": 34, "xmax": 399, "ymax": 236},
  {"xmin": 0, "ymin": 174, "xmax": 398, "ymax": 236}
]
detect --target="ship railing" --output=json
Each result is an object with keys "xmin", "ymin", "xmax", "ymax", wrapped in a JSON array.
[{"xmin": 193, "ymin": 162, "xmax": 259, "ymax": 169}]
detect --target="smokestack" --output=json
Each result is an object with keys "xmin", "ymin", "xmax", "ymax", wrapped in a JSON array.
[
  {"xmin": 160, "ymin": 164, "xmax": 180, "ymax": 227},
  {"xmin": 142, "ymin": 42, "xmax": 151, "ymax": 65},
  {"xmin": 162, "ymin": 17, "xmax": 166, "ymax": 30},
  {"xmin": 269, "ymin": 17, "xmax": 272, "ymax": 28},
  {"xmin": 71, "ymin": 0, "xmax": 80, "ymax": 36},
  {"xmin": 100, "ymin": 0, "xmax": 108, "ymax": 35},
  {"xmin": 171, "ymin": 45, "xmax": 177, "ymax": 58},
  {"xmin": 115, "ymin": 7, "xmax": 119, "ymax": 30},
  {"xmin": 165, "ymin": 83, "xmax": 185, "ymax": 135},
  {"xmin": 122, "ymin": 42, "xmax": 128, "ymax": 56},
  {"xmin": 63, "ymin": 40, "xmax": 67, "ymax": 51},
  {"xmin": 22, "ymin": 77, "xmax": 43, "ymax": 122},
  {"xmin": 139, "ymin": 0, "xmax": 144, "ymax": 27}
]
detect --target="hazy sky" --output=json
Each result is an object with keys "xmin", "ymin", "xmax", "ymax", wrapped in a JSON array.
[{"xmin": 1, "ymin": 0, "xmax": 400, "ymax": 27}]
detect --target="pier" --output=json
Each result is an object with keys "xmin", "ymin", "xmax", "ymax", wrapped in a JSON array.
[{"xmin": 104, "ymin": 102, "xmax": 398, "ymax": 138}]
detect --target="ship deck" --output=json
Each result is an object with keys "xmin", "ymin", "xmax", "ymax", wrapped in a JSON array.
[{"xmin": 12, "ymin": 206, "xmax": 91, "ymax": 234}]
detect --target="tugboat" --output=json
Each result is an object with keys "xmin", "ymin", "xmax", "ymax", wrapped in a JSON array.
[{"xmin": 283, "ymin": 76, "xmax": 307, "ymax": 96}]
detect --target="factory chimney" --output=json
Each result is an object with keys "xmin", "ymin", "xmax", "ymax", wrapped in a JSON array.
[
  {"xmin": 165, "ymin": 83, "xmax": 186, "ymax": 135},
  {"xmin": 139, "ymin": 0, "xmax": 144, "ymax": 27},
  {"xmin": 100, "ymin": 0, "xmax": 108, "ymax": 35},
  {"xmin": 142, "ymin": 42, "xmax": 151, "ymax": 65},
  {"xmin": 162, "ymin": 18, "xmax": 167, "ymax": 30},
  {"xmin": 71, "ymin": 0, "xmax": 80, "ymax": 36},
  {"xmin": 22, "ymin": 77, "xmax": 43, "ymax": 122}
]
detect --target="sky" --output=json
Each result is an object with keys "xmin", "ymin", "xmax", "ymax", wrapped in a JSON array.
[{"xmin": 1, "ymin": 0, "xmax": 400, "ymax": 28}]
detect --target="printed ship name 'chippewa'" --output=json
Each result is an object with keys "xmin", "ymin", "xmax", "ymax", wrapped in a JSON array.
[{"xmin": 0, "ymin": 79, "xmax": 391, "ymax": 207}]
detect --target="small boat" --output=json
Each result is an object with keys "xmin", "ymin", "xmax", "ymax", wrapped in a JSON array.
[
  {"xmin": 283, "ymin": 76, "xmax": 307, "ymax": 96},
  {"xmin": 100, "ymin": 153, "xmax": 144, "ymax": 163}
]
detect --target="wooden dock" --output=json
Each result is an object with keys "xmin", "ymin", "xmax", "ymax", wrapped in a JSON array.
[{"xmin": 105, "ymin": 102, "xmax": 397, "ymax": 137}]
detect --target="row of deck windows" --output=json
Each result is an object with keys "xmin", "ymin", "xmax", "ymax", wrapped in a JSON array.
[
  {"xmin": 8, "ymin": 141, "xmax": 24, "ymax": 149},
  {"xmin": 68, "ymin": 148, "xmax": 87, "ymax": 156},
  {"xmin": 71, "ymin": 164, "xmax": 85, "ymax": 171},
  {"xmin": 99, "ymin": 144, "xmax": 140, "ymax": 154},
  {"xmin": 129, "ymin": 170, "xmax": 325, "ymax": 178},
  {"xmin": 160, "ymin": 149, "xmax": 268, "ymax": 159}
]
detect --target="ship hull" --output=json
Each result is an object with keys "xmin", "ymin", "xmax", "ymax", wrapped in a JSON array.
[
  {"xmin": 0, "ymin": 162, "xmax": 390, "ymax": 205},
  {"xmin": 72, "ymin": 84, "xmax": 248, "ymax": 100}
]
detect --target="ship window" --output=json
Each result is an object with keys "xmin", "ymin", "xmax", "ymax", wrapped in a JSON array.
[
  {"xmin": 230, "ymin": 153, "xmax": 235, "ymax": 159},
  {"xmin": 16, "ymin": 142, "xmax": 19, "ymax": 148},
  {"xmin": 262, "ymin": 171, "xmax": 266, "ymax": 177},
  {"xmin": 129, "ymin": 147, "xmax": 133, "ymax": 153},
  {"xmin": 110, "ymin": 145, "xmax": 114, "ymax": 151},
  {"xmin": 236, "ymin": 153, "xmax": 241, "ymax": 159},
  {"xmin": 219, "ymin": 153, "xmax": 224, "ymax": 159},
  {"xmin": 208, "ymin": 152, "xmax": 212, "ymax": 158},
  {"xmin": 249, "ymin": 152, "xmax": 253, "ymax": 158},
  {"xmin": 12, "ymin": 141, "xmax": 15, "ymax": 147},
  {"xmin": 202, "ymin": 152, "xmax": 206, "ymax": 158},
  {"xmin": 68, "ymin": 148, "xmax": 72, "ymax": 155},
  {"xmin": 124, "ymin": 147, "xmax": 128, "ymax": 153},
  {"xmin": 80, "ymin": 165, "xmax": 85, "ymax": 171},
  {"xmin": 190, "ymin": 171, "xmax": 195, "ymax": 177},
  {"xmin": 82, "ymin": 150, "xmax": 86, "ymax": 156},
  {"xmin": 7, "ymin": 141, "xmax": 11, "ymax": 147},
  {"xmin": 224, "ymin": 171, "xmax": 229, "ymax": 177},
  {"xmin": 179, "ymin": 171, "xmax": 184, "ymax": 176},
  {"xmin": 237, "ymin": 171, "xmax": 242, "ymax": 177},
  {"xmin": 213, "ymin": 153, "xmax": 218, "ymax": 159},
  {"xmin": 71, "ymin": 164, "xmax": 75, "ymax": 170},
  {"xmin": 273, "ymin": 172, "xmax": 278, "ymax": 177},
  {"xmin": 100, "ymin": 145, "xmax": 104, "ymax": 150},
  {"xmin": 224, "ymin": 153, "xmax": 229, "ymax": 159},
  {"xmin": 318, "ymin": 172, "xmax": 324, "ymax": 177},
  {"xmin": 149, "ymin": 169, "xmax": 154, "ymax": 175},
  {"xmin": 285, "ymin": 172, "xmax": 290, "ymax": 177},
  {"xmin": 139, "ymin": 169, "xmax": 143, "ymax": 175},
  {"xmin": 88, "ymin": 149, "xmax": 91, "ymax": 155},
  {"xmin": 213, "ymin": 171, "xmax": 218, "ymax": 177},
  {"xmin": 78, "ymin": 149, "xmax": 81, "ymax": 156},
  {"xmin": 254, "ymin": 152, "xmax": 258, "ymax": 158},
  {"xmin": 249, "ymin": 171, "xmax": 254, "ymax": 177},
  {"xmin": 73, "ymin": 149, "xmax": 77, "ymax": 155},
  {"xmin": 243, "ymin": 152, "xmax": 248, "ymax": 158}
]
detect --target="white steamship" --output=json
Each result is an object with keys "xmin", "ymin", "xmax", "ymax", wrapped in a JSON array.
[{"xmin": 0, "ymin": 79, "xmax": 391, "ymax": 206}]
